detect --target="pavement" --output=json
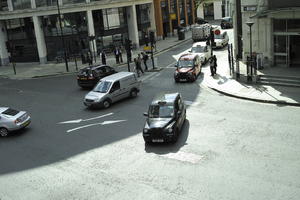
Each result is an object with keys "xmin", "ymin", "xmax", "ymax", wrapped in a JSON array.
[{"xmin": 0, "ymin": 23, "xmax": 300, "ymax": 106}]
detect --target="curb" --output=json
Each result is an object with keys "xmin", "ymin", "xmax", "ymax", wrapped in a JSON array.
[{"xmin": 207, "ymin": 85, "xmax": 300, "ymax": 107}]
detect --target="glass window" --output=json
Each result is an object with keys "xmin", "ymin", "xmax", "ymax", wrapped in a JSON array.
[
  {"xmin": 287, "ymin": 19, "xmax": 300, "ymax": 32},
  {"xmin": 178, "ymin": 60, "xmax": 194, "ymax": 67},
  {"xmin": 274, "ymin": 19, "xmax": 286, "ymax": 32},
  {"xmin": 148, "ymin": 105, "xmax": 174, "ymax": 118},
  {"xmin": 93, "ymin": 81, "xmax": 112, "ymax": 93},
  {"xmin": 36, "ymin": 0, "xmax": 56, "ymax": 7},
  {"xmin": 63, "ymin": 0, "xmax": 85, "ymax": 5},
  {"xmin": 12, "ymin": 0, "xmax": 31, "ymax": 10},
  {"xmin": 110, "ymin": 81, "xmax": 120, "ymax": 92}
]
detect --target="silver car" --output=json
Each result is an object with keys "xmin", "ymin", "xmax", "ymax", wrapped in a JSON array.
[{"xmin": 0, "ymin": 107, "xmax": 31, "ymax": 137}]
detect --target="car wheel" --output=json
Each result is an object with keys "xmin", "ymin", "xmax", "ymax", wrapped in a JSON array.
[
  {"xmin": 0, "ymin": 128, "xmax": 8, "ymax": 137},
  {"xmin": 130, "ymin": 89, "xmax": 138, "ymax": 98},
  {"xmin": 103, "ymin": 99, "xmax": 111, "ymax": 108},
  {"xmin": 174, "ymin": 78, "xmax": 179, "ymax": 83}
]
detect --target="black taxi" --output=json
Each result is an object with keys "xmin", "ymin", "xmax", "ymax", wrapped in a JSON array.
[{"xmin": 143, "ymin": 92, "xmax": 186, "ymax": 143}]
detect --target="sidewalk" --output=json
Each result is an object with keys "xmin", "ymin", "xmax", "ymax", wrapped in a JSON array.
[
  {"xmin": 0, "ymin": 32, "xmax": 192, "ymax": 79},
  {"xmin": 0, "ymin": 25, "xmax": 299, "ymax": 106}
]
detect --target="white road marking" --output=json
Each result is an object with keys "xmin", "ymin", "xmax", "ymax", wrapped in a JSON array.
[
  {"xmin": 66, "ymin": 120, "xmax": 126, "ymax": 133},
  {"xmin": 58, "ymin": 113, "xmax": 113, "ymax": 124},
  {"xmin": 160, "ymin": 151, "xmax": 204, "ymax": 164}
]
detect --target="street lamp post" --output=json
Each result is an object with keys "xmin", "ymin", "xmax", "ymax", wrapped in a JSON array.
[
  {"xmin": 56, "ymin": 0, "xmax": 69, "ymax": 72},
  {"xmin": 246, "ymin": 21, "xmax": 254, "ymax": 81}
]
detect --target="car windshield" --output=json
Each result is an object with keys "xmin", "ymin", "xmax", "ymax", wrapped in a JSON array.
[
  {"xmin": 79, "ymin": 68, "xmax": 92, "ymax": 76},
  {"xmin": 148, "ymin": 105, "xmax": 174, "ymax": 118},
  {"xmin": 93, "ymin": 81, "xmax": 112, "ymax": 93},
  {"xmin": 214, "ymin": 34, "xmax": 224, "ymax": 39},
  {"xmin": 178, "ymin": 60, "xmax": 193, "ymax": 68},
  {"xmin": 1, "ymin": 108, "xmax": 19, "ymax": 116},
  {"xmin": 191, "ymin": 46, "xmax": 206, "ymax": 53}
]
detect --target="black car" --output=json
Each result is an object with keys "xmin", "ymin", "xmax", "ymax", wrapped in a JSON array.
[
  {"xmin": 143, "ymin": 92, "xmax": 186, "ymax": 143},
  {"xmin": 221, "ymin": 17, "xmax": 233, "ymax": 29},
  {"xmin": 77, "ymin": 65, "xmax": 117, "ymax": 88},
  {"xmin": 196, "ymin": 17, "xmax": 208, "ymax": 25}
]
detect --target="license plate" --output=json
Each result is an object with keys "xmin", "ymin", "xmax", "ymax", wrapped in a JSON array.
[
  {"xmin": 152, "ymin": 139, "xmax": 164, "ymax": 143},
  {"xmin": 80, "ymin": 78, "xmax": 87, "ymax": 80},
  {"xmin": 180, "ymin": 79, "xmax": 186, "ymax": 81},
  {"xmin": 22, "ymin": 120, "xmax": 30, "ymax": 127}
]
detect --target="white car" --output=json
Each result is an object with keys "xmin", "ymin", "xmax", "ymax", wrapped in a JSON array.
[
  {"xmin": 0, "ymin": 107, "xmax": 31, "ymax": 137},
  {"xmin": 213, "ymin": 30, "xmax": 229, "ymax": 48},
  {"xmin": 189, "ymin": 42, "xmax": 212, "ymax": 64}
]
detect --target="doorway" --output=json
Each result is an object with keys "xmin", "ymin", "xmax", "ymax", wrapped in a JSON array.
[{"xmin": 289, "ymin": 35, "xmax": 300, "ymax": 67}]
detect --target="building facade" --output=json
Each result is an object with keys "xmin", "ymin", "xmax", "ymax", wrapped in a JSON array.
[
  {"xmin": 196, "ymin": 0, "xmax": 224, "ymax": 20},
  {"xmin": 0, "ymin": 0, "xmax": 156, "ymax": 65},
  {"xmin": 153, "ymin": 0, "xmax": 195, "ymax": 39},
  {"xmin": 233, "ymin": 0, "xmax": 300, "ymax": 68}
]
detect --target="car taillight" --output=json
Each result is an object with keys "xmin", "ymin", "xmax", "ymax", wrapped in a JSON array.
[{"xmin": 14, "ymin": 118, "xmax": 21, "ymax": 124}]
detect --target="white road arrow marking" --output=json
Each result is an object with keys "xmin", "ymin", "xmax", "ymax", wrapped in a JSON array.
[
  {"xmin": 66, "ymin": 120, "xmax": 126, "ymax": 133},
  {"xmin": 58, "ymin": 113, "xmax": 113, "ymax": 124}
]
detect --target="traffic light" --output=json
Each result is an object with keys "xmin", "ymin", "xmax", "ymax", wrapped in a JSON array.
[{"xmin": 125, "ymin": 39, "xmax": 132, "ymax": 52}]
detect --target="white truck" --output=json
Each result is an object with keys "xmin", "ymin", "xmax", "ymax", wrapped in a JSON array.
[{"xmin": 191, "ymin": 23, "xmax": 212, "ymax": 42}]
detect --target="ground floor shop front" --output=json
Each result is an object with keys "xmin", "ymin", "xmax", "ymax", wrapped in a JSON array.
[{"xmin": 0, "ymin": 3, "xmax": 154, "ymax": 65}]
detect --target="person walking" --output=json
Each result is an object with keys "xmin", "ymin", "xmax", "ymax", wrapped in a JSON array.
[
  {"xmin": 210, "ymin": 56, "xmax": 215, "ymax": 76},
  {"xmin": 100, "ymin": 50, "xmax": 107, "ymax": 65},
  {"xmin": 141, "ymin": 52, "xmax": 149, "ymax": 71},
  {"xmin": 87, "ymin": 51, "xmax": 93, "ymax": 66},
  {"xmin": 118, "ymin": 46, "xmax": 123, "ymax": 63},
  {"xmin": 113, "ymin": 47, "xmax": 120, "ymax": 64},
  {"xmin": 137, "ymin": 54, "xmax": 144, "ymax": 74},
  {"xmin": 213, "ymin": 55, "xmax": 217, "ymax": 75}
]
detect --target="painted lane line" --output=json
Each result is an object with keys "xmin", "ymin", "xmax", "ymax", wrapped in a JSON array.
[
  {"xmin": 66, "ymin": 120, "xmax": 127, "ymax": 133},
  {"xmin": 160, "ymin": 151, "xmax": 204, "ymax": 164},
  {"xmin": 58, "ymin": 113, "xmax": 113, "ymax": 124}
]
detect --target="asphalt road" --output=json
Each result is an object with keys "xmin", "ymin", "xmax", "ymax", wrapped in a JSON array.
[{"xmin": 0, "ymin": 39, "xmax": 300, "ymax": 200}]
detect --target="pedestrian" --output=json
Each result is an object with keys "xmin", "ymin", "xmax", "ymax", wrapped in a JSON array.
[
  {"xmin": 213, "ymin": 55, "xmax": 217, "ymax": 75},
  {"xmin": 141, "ymin": 52, "xmax": 149, "ymax": 71},
  {"xmin": 101, "ymin": 50, "xmax": 106, "ymax": 65},
  {"xmin": 210, "ymin": 57, "xmax": 215, "ymax": 76},
  {"xmin": 137, "ymin": 54, "xmax": 144, "ymax": 74},
  {"xmin": 114, "ymin": 47, "xmax": 120, "ymax": 64},
  {"xmin": 118, "ymin": 46, "xmax": 123, "ymax": 63},
  {"xmin": 87, "ymin": 51, "xmax": 92, "ymax": 66}
]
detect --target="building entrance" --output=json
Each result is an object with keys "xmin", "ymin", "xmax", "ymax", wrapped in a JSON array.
[{"xmin": 274, "ymin": 34, "xmax": 300, "ymax": 67}]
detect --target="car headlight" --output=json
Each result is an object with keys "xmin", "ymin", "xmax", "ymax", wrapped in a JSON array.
[
  {"xmin": 143, "ymin": 128, "xmax": 149, "ymax": 133},
  {"xmin": 165, "ymin": 122, "xmax": 175, "ymax": 133}
]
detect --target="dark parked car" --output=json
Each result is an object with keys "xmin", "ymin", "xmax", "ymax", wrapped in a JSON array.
[
  {"xmin": 77, "ymin": 65, "xmax": 117, "ymax": 88},
  {"xmin": 221, "ymin": 17, "xmax": 233, "ymax": 29},
  {"xmin": 143, "ymin": 92, "xmax": 186, "ymax": 144},
  {"xmin": 196, "ymin": 17, "xmax": 208, "ymax": 25}
]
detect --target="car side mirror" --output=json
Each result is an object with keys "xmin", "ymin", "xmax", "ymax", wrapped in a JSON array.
[
  {"xmin": 143, "ymin": 112, "xmax": 148, "ymax": 117},
  {"xmin": 188, "ymin": 50, "xmax": 192, "ymax": 53},
  {"xmin": 174, "ymin": 64, "xmax": 178, "ymax": 68},
  {"xmin": 177, "ymin": 111, "xmax": 182, "ymax": 116}
]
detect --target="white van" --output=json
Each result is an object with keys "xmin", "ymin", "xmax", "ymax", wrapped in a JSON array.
[
  {"xmin": 191, "ymin": 23, "xmax": 211, "ymax": 42},
  {"xmin": 84, "ymin": 72, "xmax": 141, "ymax": 108}
]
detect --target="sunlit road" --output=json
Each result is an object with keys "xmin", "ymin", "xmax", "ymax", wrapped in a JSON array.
[{"xmin": 1, "ymin": 30, "xmax": 300, "ymax": 200}]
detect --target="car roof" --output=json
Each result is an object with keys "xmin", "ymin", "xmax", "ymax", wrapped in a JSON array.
[
  {"xmin": 151, "ymin": 92, "xmax": 180, "ymax": 105},
  {"xmin": 179, "ymin": 53, "xmax": 197, "ymax": 60},
  {"xmin": 82, "ymin": 65, "xmax": 110, "ymax": 71},
  {"xmin": 101, "ymin": 72, "xmax": 135, "ymax": 82},
  {"xmin": 192, "ymin": 42, "xmax": 208, "ymax": 47},
  {"xmin": 0, "ymin": 107, "xmax": 9, "ymax": 113}
]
